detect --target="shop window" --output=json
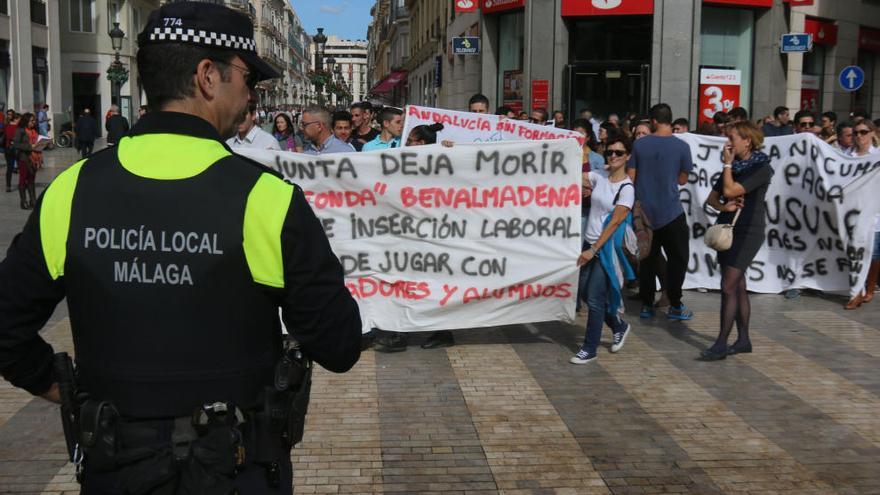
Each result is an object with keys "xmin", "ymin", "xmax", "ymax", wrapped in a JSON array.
[
  {"xmin": 32, "ymin": 47, "xmax": 47, "ymax": 106},
  {"xmin": 0, "ymin": 0, "xmax": 8, "ymax": 15},
  {"xmin": 569, "ymin": 17, "xmax": 652, "ymax": 62},
  {"xmin": 497, "ymin": 11, "xmax": 524, "ymax": 111},
  {"xmin": 70, "ymin": 0, "xmax": 94, "ymax": 32},
  {"xmin": 700, "ymin": 6, "xmax": 754, "ymax": 111},
  {"xmin": 801, "ymin": 45, "xmax": 825, "ymax": 112},
  {"xmin": 853, "ymin": 50, "xmax": 875, "ymax": 116}
]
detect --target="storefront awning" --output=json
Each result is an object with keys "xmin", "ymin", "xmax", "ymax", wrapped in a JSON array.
[{"xmin": 371, "ymin": 71, "xmax": 407, "ymax": 94}]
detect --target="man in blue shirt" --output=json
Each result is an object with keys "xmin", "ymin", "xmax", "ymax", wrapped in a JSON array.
[
  {"xmin": 301, "ymin": 106, "xmax": 356, "ymax": 155},
  {"xmin": 627, "ymin": 103, "xmax": 694, "ymax": 321},
  {"xmin": 761, "ymin": 106, "xmax": 794, "ymax": 137},
  {"xmin": 362, "ymin": 107, "xmax": 402, "ymax": 151}
]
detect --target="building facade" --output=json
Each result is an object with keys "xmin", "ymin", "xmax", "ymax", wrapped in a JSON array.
[
  {"xmin": 2, "ymin": 0, "xmax": 64, "ymax": 128},
  {"xmin": 479, "ymin": 0, "xmax": 880, "ymax": 124},
  {"xmin": 319, "ymin": 35, "xmax": 369, "ymax": 106}
]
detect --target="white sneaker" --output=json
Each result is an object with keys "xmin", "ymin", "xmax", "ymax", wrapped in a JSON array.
[
  {"xmin": 610, "ymin": 324, "xmax": 631, "ymax": 353},
  {"xmin": 569, "ymin": 349, "xmax": 597, "ymax": 364}
]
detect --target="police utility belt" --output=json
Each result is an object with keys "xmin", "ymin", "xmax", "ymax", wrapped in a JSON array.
[{"xmin": 53, "ymin": 338, "xmax": 312, "ymax": 493}]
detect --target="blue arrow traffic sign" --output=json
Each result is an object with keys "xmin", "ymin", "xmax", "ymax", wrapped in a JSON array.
[{"xmin": 839, "ymin": 65, "xmax": 865, "ymax": 92}]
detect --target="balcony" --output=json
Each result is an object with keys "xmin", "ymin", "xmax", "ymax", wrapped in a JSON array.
[
  {"xmin": 224, "ymin": 0, "xmax": 254, "ymax": 18},
  {"xmin": 30, "ymin": 0, "xmax": 46, "ymax": 25}
]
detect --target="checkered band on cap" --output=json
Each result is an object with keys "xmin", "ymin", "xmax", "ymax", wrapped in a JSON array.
[{"xmin": 148, "ymin": 27, "xmax": 257, "ymax": 52}]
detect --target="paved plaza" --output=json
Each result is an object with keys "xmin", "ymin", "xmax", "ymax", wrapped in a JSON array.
[{"xmin": 1, "ymin": 148, "xmax": 879, "ymax": 494}]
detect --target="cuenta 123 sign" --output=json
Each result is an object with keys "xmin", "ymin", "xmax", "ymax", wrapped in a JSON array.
[
  {"xmin": 698, "ymin": 68, "xmax": 741, "ymax": 125},
  {"xmin": 452, "ymin": 37, "xmax": 480, "ymax": 55},
  {"xmin": 561, "ymin": 0, "xmax": 654, "ymax": 16}
]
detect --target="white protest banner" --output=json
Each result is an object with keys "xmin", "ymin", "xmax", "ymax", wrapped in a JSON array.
[
  {"xmin": 401, "ymin": 105, "xmax": 585, "ymax": 147},
  {"xmin": 680, "ymin": 133, "xmax": 880, "ymax": 297},
  {"xmin": 237, "ymin": 140, "xmax": 583, "ymax": 333}
]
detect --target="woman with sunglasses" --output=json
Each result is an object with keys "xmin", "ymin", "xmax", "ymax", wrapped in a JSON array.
[
  {"xmin": 570, "ymin": 136, "xmax": 636, "ymax": 364},
  {"xmin": 844, "ymin": 119, "xmax": 880, "ymax": 310},
  {"xmin": 700, "ymin": 121, "xmax": 773, "ymax": 360}
]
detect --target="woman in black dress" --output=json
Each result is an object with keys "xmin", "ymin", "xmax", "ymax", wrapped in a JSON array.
[{"xmin": 701, "ymin": 121, "xmax": 774, "ymax": 360}]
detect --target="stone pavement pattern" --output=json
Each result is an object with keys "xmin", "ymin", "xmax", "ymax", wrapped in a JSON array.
[{"xmin": 1, "ymin": 150, "xmax": 880, "ymax": 494}]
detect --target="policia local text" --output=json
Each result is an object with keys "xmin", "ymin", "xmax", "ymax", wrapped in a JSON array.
[{"xmin": 83, "ymin": 227, "xmax": 225, "ymax": 286}]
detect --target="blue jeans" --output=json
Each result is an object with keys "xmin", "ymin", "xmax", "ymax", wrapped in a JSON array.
[{"xmin": 580, "ymin": 257, "xmax": 628, "ymax": 354}]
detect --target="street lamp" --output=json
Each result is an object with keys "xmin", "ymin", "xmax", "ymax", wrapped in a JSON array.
[
  {"xmin": 312, "ymin": 27, "xmax": 327, "ymax": 105},
  {"xmin": 107, "ymin": 21, "xmax": 127, "ymax": 107}
]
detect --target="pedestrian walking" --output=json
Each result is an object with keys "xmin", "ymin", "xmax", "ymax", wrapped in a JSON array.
[
  {"xmin": 845, "ymin": 119, "xmax": 880, "ymax": 310},
  {"xmin": 701, "ymin": 121, "xmax": 774, "ymax": 360},
  {"xmin": 362, "ymin": 107, "xmax": 403, "ymax": 151},
  {"xmin": 627, "ymin": 103, "xmax": 694, "ymax": 320},
  {"xmin": 351, "ymin": 101, "xmax": 379, "ymax": 147},
  {"xmin": 74, "ymin": 107, "xmax": 99, "ymax": 158},
  {"xmin": 761, "ymin": 106, "xmax": 794, "ymax": 137},
  {"xmin": 300, "ymin": 107, "xmax": 355, "ymax": 155},
  {"xmin": 36, "ymin": 104, "xmax": 51, "ymax": 137},
  {"xmin": 272, "ymin": 112, "xmax": 298, "ymax": 151},
  {"xmin": 468, "ymin": 93, "xmax": 490, "ymax": 114},
  {"xmin": 0, "ymin": 2, "xmax": 361, "ymax": 492},
  {"xmin": 11, "ymin": 112, "xmax": 42, "ymax": 209},
  {"xmin": 104, "ymin": 104, "xmax": 130, "ymax": 146},
  {"xmin": 570, "ymin": 135, "xmax": 635, "ymax": 364},
  {"xmin": 227, "ymin": 100, "xmax": 281, "ymax": 150},
  {"xmin": 4, "ymin": 110, "xmax": 18, "ymax": 192}
]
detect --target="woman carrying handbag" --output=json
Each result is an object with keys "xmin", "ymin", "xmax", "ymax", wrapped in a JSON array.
[{"xmin": 701, "ymin": 121, "xmax": 774, "ymax": 361}]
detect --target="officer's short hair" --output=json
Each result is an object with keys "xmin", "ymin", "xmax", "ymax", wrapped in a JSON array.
[
  {"xmin": 137, "ymin": 43, "xmax": 237, "ymax": 111},
  {"xmin": 378, "ymin": 106, "xmax": 403, "ymax": 126},
  {"xmin": 303, "ymin": 106, "xmax": 331, "ymax": 128}
]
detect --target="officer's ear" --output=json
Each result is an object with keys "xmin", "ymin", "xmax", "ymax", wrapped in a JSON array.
[{"xmin": 194, "ymin": 59, "xmax": 223, "ymax": 100}]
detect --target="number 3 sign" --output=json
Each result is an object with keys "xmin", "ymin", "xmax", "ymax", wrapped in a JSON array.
[{"xmin": 698, "ymin": 69, "xmax": 742, "ymax": 125}]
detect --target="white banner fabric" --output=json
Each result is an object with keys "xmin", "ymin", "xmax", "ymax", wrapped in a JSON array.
[
  {"xmin": 680, "ymin": 133, "xmax": 880, "ymax": 297},
  {"xmin": 401, "ymin": 105, "xmax": 586, "ymax": 147},
  {"xmin": 237, "ymin": 140, "xmax": 583, "ymax": 333}
]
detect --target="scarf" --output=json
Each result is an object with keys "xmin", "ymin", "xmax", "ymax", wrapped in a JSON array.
[
  {"xmin": 26, "ymin": 128, "xmax": 42, "ymax": 167},
  {"xmin": 732, "ymin": 150, "xmax": 769, "ymax": 176}
]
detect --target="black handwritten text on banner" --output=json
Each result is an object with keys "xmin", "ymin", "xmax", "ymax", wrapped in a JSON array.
[{"xmin": 237, "ymin": 140, "xmax": 583, "ymax": 332}]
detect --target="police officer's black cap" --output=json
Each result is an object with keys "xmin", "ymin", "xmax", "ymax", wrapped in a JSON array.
[{"xmin": 138, "ymin": 1, "xmax": 281, "ymax": 81}]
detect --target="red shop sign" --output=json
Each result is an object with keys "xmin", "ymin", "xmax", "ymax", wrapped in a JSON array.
[
  {"xmin": 561, "ymin": 0, "xmax": 653, "ymax": 16},
  {"xmin": 804, "ymin": 18, "xmax": 837, "ymax": 46},
  {"xmin": 783, "ymin": 0, "xmax": 814, "ymax": 5},
  {"xmin": 698, "ymin": 69, "xmax": 741, "ymax": 126},
  {"xmin": 481, "ymin": 0, "xmax": 524, "ymax": 14},
  {"xmin": 455, "ymin": 0, "xmax": 479, "ymax": 13},
  {"xmin": 860, "ymin": 27, "xmax": 880, "ymax": 53},
  {"xmin": 531, "ymin": 80, "xmax": 549, "ymax": 111},
  {"xmin": 703, "ymin": 0, "xmax": 772, "ymax": 7}
]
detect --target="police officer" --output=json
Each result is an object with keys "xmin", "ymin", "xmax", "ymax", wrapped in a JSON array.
[{"xmin": 0, "ymin": 2, "xmax": 361, "ymax": 493}]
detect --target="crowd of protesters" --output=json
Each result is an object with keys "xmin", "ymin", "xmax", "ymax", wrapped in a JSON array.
[{"xmin": 3, "ymin": 93, "xmax": 878, "ymax": 362}]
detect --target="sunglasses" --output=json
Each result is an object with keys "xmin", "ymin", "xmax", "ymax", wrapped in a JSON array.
[
  {"xmin": 604, "ymin": 149, "xmax": 627, "ymax": 158},
  {"xmin": 799, "ymin": 121, "xmax": 815, "ymax": 128},
  {"xmin": 855, "ymin": 129, "xmax": 873, "ymax": 136},
  {"xmin": 213, "ymin": 59, "xmax": 258, "ymax": 89}
]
